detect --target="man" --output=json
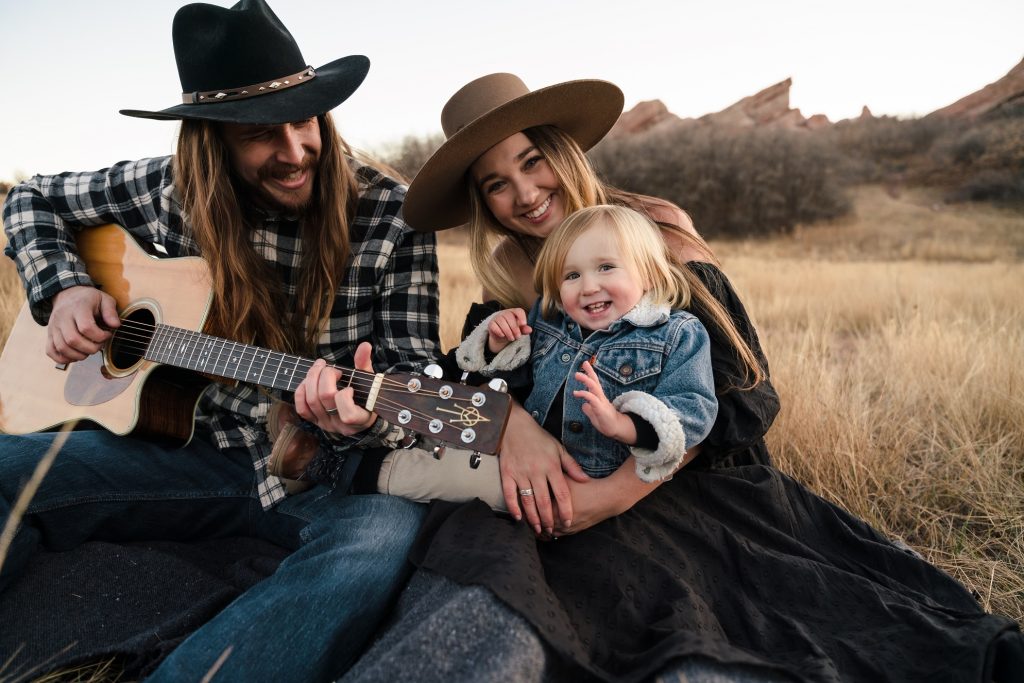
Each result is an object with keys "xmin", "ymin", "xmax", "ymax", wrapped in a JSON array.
[{"xmin": 0, "ymin": 0, "xmax": 439, "ymax": 680}]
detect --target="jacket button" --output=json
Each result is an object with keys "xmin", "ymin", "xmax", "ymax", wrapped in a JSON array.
[
  {"xmin": 568, "ymin": 421, "xmax": 583, "ymax": 433},
  {"xmin": 560, "ymin": 353, "xmax": 572, "ymax": 362},
  {"xmin": 620, "ymin": 364, "xmax": 633, "ymax": 376}
]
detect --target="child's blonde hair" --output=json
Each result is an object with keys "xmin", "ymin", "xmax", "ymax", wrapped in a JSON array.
[{"xmin": 533, "ymin": 205, "xmax": 691, "ymax": 319}]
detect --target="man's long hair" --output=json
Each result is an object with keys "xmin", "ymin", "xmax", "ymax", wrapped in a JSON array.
[{"xmin": 173, "ymin": 114, "xmax": 357, "ymax": 355}]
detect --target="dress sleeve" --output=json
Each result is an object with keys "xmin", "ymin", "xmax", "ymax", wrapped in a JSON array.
[{"xmin": 686, "ymin": 261, "xmax": 780, "ymax": 465}]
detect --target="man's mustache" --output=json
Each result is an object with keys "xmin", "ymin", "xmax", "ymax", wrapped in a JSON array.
[{"xmin": 258, "ymin": 155, "xmax": 318, "ymax": 182}]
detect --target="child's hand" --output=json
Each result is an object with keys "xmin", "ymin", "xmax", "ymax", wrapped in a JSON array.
[
  {"xmin": 573, "ymin": 360, "xmax": 637, "ymax": 445},
  {"xmin": 487, "ymin": 308, "xmax": 531, "ymax": 354}
]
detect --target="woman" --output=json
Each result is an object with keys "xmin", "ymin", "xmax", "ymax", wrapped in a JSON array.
[{"xmin": 344, "ymin": 75, "xmax": 1022, "ymax": 682}]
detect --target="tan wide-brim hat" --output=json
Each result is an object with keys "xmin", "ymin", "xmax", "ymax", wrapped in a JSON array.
[{"xmin": 403, "ymin": 73, "xmax": 624, "ymax": 232}]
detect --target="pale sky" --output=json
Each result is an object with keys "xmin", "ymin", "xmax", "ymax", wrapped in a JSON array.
[{"xmin": 1, "ymin": 0, "xmax": 1022, "ymax": 181}]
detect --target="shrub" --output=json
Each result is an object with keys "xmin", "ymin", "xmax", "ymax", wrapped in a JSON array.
[
  {"xmin": 376, "ymin": 132, "xmax": 445, "ymax": 180},
  {"xmin": 930, "ymin": 108, "xmax": 1024, "ymax": 203},
  {"xmin": 824, "ymin": 116, "xmax": 965, "ymax": 183},
  {"xmin": 590, "ymin": 125, "xmax": 850, "ymax": 238}
]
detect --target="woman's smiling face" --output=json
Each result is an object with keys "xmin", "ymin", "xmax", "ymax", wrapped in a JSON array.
[{"xmin": 471, "ymin": 132, "xmax": 565, "ymax": 238}]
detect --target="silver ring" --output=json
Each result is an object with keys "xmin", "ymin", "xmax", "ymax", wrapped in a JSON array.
[
  {"xmin": 519, "ymin": 488, "xmax": 534, "ymax": 496},
  {"xmin": 325, "ymin": 407, "xmax": 338, "ymax": 415}
]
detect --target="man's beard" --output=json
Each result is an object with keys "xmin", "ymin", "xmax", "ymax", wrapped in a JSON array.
[{"xmin": 246, "ymin": 155, "xmax": 320, "ymax": 215}]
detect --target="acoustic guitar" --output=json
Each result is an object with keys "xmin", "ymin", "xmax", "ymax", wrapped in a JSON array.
[{"xmin": 0, "ymin": 224, "xmax": 511, "ymax": 454}]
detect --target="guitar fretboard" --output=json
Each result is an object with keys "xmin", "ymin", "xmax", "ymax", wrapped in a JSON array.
[{"xmin": 145, "ymin": 323, "xmax": 359, "ymax": 396}]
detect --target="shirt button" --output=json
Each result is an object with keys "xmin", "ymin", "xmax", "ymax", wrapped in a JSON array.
[
  {"xmin": 568, "ymin": 421, "xmax": 583, "ymax": 433},
  {"xmin": 620, "ymin": 364, "xmax": 634, "ymax": 376},
  {"xmin": 560, "ymin": 353, "xmax": 572, "ymax": 363}
]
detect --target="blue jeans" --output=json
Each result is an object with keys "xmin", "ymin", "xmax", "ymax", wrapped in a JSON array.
[{"xmin": 0, "ymin": 431, "xmax": 426, "ymax": 682}]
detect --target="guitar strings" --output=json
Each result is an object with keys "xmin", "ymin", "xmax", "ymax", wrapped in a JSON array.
[{"xmin": 107, "ymin": 319, "xmax": 424, "ymax": 392}]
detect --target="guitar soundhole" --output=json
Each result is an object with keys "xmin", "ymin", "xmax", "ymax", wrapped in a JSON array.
[{"xmin": 108, "ymin": 307, "xmax": 156, "ymax": 372}]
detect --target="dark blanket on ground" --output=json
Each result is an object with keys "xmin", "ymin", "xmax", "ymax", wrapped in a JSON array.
[
  {"xmin": 412, "ymin": 465, "xmax": 1024, "ymax": 683},
  {"xmin": 0, "ymin": 537, "xmax": 288, "ymax": 680}
]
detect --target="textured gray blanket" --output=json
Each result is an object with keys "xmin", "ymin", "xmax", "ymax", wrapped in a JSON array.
[{"xmin": 0, "ymin": 538, "xmax": 287, "ymax": 680}]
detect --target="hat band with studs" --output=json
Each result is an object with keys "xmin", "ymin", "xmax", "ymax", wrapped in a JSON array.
[{"xmin": 181, "ymin": 66, "xmax": 316, "ymax": 105}]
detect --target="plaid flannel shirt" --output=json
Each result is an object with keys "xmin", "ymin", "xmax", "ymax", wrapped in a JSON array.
[{"xmin": 3, "ymin": 155, "xmax": 440, "ymax": 508}]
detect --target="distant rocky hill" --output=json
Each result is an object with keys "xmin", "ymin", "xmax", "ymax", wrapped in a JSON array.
[
  {"xmin": 608, "ymin": 57, "xmax": 1024, "ymax": 137},
  {"xmin": 930, "ymin": 57, "xmax": 1024, "ymax": 119}
]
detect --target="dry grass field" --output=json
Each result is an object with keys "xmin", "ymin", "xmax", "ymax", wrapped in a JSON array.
[{"xmin": 1, "ymin": 184, "xmax": 1022, "ymax": 633}]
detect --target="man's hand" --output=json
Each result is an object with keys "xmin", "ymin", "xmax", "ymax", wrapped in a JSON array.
[
  {"xmin": 295, "ymin": 341, "xmax": 377, "ymax": 436},
  {"xmin": 487, "ymin": 307, "xmax": 531, "ymax": 354},
  {"xmin": 46, "ymin": 285, "xmax": 121, "ymax": 363}
]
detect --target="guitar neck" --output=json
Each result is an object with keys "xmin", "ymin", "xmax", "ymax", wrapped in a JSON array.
[
  {"xmin": 134, "ymin": 321, "xmax": 511, "ymax": 455},
  {"xmin": 145, "ymin": 323, "xmax": 369, "ymax": 403}
]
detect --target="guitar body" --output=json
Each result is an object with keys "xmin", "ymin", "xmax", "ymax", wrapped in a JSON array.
[{"xmin": 0, "ymin": 224, "xmax": 214, "ymax": 444}]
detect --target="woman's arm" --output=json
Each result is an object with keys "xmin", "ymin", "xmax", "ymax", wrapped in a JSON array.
[{"xmin": 559, "ymin": 450, "xmax": 699, "ymax": 535}]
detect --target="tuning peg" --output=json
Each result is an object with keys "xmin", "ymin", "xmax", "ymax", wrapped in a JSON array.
[
  {"xmin": 469, "ymin": 452, "xmax": 482, "ymax": 469},
  {"xmin": 487, "ymin": 378, "xmax": 508, "ymax": 393},
  {"xmin": 432, "ymin": 444, "xmax": 447, "ymax": 460},
  {"xmin": 423, "ymin": 364, "xmax": 443, "ymax": 379}
]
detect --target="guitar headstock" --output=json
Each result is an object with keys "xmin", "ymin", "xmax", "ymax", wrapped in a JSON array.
[{"xmin": 364, "ymin": 370, "xmax": 511, "ymax": 455}]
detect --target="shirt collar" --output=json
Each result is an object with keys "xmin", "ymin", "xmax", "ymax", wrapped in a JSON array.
[{"xmin": 620, "ymin": 293, "xmax": 671, "ymax": 327}]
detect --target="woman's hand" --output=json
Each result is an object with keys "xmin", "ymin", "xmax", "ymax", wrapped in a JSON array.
[
  {"xmin": 499, "ymin": 403, "xmax": 589, "ymax": 535},
  {"xmin": 295, "ymin": 341, "xmax": 377, "ymax": 436}
]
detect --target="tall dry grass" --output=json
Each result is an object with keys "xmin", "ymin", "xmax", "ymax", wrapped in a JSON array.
[{"xmin": 0, "ymin": 222, "xmax": 24, "ymax": 346}]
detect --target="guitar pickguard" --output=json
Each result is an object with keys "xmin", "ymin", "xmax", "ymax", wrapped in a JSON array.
[{"xmin": 65, "ymin": 352, "xmax": 134, "ymax": 406}]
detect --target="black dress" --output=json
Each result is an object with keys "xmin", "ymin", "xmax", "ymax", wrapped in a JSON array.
[{"xmin": 409, "ymin": 263, "xmax": 1023, "ymax": 682}]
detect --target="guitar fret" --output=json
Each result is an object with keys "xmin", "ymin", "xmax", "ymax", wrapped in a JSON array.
[
  {"xmin": 206, "ymin": 335, "xmax": 227, "ymax": 378},
  {"xmin": 184, "ymin": 329, "xmax": 203, "ymax": 371},
  {"xmin": 277, "ymin": 355, "xmax": 301, "ymax": 391},
  {"xmin": 268, "ymin": 351, "xmax": 284, "ymax": 390}
]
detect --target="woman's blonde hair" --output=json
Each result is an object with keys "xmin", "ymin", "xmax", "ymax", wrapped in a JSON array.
[
  {"xmin": 173, "ymin": 113, "xmax": 357, "ymax": 355},
  {"xmin": 533, "ymin": 205, "xmax": 691, "ymax": 319},
  {"xmin": 465, "ymin": 124, "xmax": 765, "ymax": 387}
]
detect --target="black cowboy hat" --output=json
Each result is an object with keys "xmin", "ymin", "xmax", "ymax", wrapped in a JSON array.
[{"xmin": 120, "ymin": 0, "xmax": 369, "ymax": 124}]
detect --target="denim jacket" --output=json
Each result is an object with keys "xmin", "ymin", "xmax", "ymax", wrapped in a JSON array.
[{"xmin": 456, "ymin": 296, "xmax": 717, "ymax": 482}]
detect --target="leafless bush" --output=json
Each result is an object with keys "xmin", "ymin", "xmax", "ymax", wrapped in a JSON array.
[
  {"xmin": 590, "ymin": 125, "xmax": 850, "ymax": 237},
  {"xmin": 823, "ymin": 115, "xmax": 965, "ymax": 184},
  {"xmin": 375, "ymin": 132, "xmax": 446, "ymax": 180},
  {"xmin": 931, "ymin": 107, "xmax": 1024, "ymax": 203}
]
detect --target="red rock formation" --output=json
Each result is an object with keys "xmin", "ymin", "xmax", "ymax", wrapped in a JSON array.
[
  {"xmin": 703, "ymin": 78, "xmax": 797, "ymax": 127},
  {"xmin": 610, "ymin": 78, "xmax": 832, "ymax": 135},
  {"xmin": 805, "ymin": 113, "xmax": 832, "ymax": 130},
  {"xmin": 931, "ymin": 57, "xmax": 1024, "ymax": 119},
  {"xmin": 606, "ymin": 99, "xmax": 684, "ymax": 138}
]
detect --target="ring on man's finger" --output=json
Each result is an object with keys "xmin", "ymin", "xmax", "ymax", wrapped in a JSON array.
[
  {"xmin": 519, "ymin": 488, "xmax": 534, "ymax": 496},
  {"xmin": 325, "ymin": 407, "xmax": 339, "ymax": 415}
]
